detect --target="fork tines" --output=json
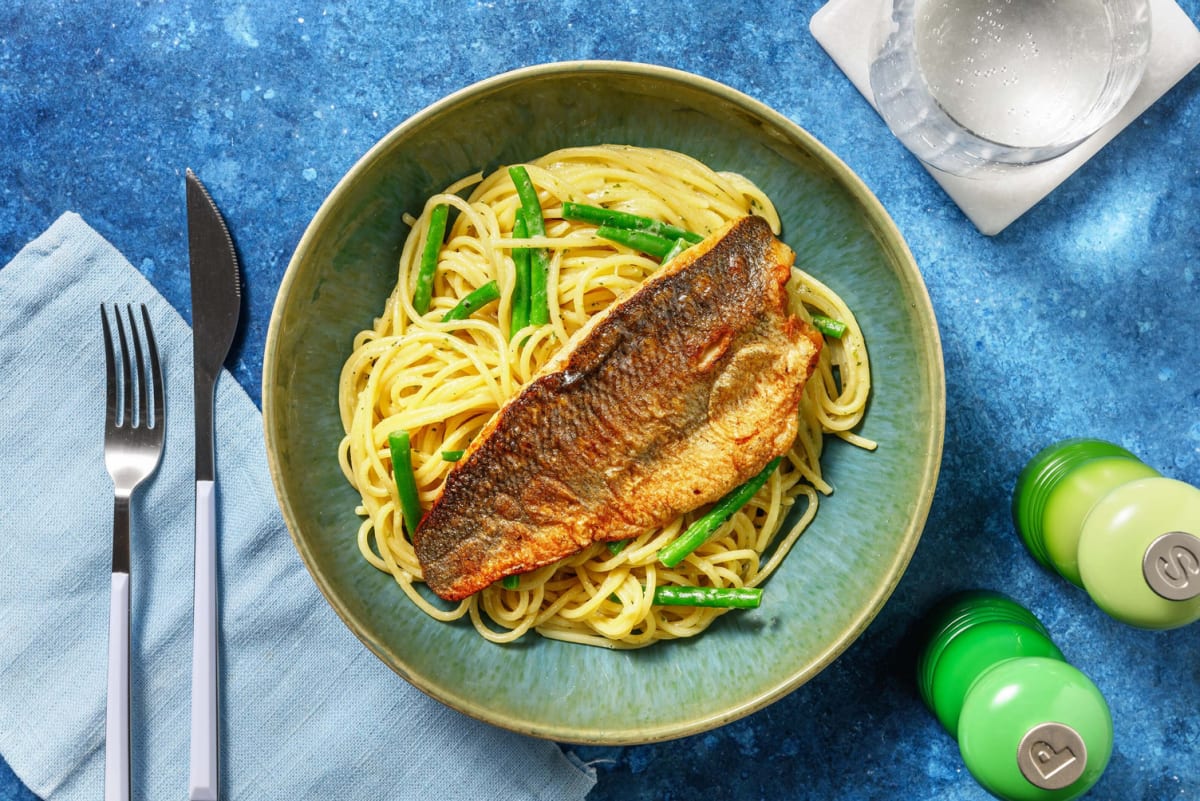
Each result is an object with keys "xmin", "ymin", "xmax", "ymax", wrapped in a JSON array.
[{"xmin": 101, "ymin": 304, "xmax": 164, "ymax": 433}]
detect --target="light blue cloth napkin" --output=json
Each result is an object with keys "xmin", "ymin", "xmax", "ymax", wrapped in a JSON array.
[{"xmin": 0, "ymin": 213, "xmax": 596, "ymax": 801}]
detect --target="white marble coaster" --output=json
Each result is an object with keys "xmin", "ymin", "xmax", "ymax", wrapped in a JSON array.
[{"xmin": 810, "ymin": 0, "xmax": 1200, "ymax": 235}]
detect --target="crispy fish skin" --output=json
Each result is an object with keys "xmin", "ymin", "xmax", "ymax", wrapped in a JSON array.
[{"xmin": 414, "ymin": 215, "xmax": 823, "ymax": 601}]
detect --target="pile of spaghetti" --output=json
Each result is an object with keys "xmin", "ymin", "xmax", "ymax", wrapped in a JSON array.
[{"xmin": 337, "ymin": 144, "xmax": 872, "ymax": 648}]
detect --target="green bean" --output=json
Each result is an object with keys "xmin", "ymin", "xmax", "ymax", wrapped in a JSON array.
[
  {"xmin": 441, "ymin": 450, "xmax": 465, "ymax": 462},
  {"xmin": 500, "ymin": 574, "xmax": 520, "ymax": 590},
  {"xmin": 562, "ymin": 201, "xmax": 703, "ymax": 244},
  {"xmin": 528, "ymin": 249, "xmax": 551, "ymax": 326},
  {"xmin": 596, "ymin": 225, "xmax": 676, "ymax": 260},
  {"xmin": 657, "ymin": 456, "xmax": 783, "ymax": 568},
  {"xmin": 606, "ymin": 539, "xmax": 629, "ymax": 556},
  {"xmin": 412, "ymin": 204, "xmax": 449, "ymax": 315},
  {"xmin": 660, "ymin": 237, "xmax": 691, "ymax": 265},
  {"xmin": 509, "ymin": 215, "xmax": 531, "ymax": 337},
  {"xmin": 388, "ymin": 431, "xmax": 424, "ymax": 539},
  {"xmin": 811, "ymin": 314, "xmax": 847, "ymax": 339},
  {"xmin": 508, "ymin": 166, "xmax": 550, "ymax": 326},
  {"xmin": 652, "ymin": 586, "xmax": 763, "ymax": 609},
  {"xmin": 441, "ymin": 280, "xmax": 500, "ymax": 322}
]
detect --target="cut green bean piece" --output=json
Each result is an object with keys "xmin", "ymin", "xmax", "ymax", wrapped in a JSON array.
[
  {"xmin": 412, "ymin": 204, "xmax": 449, "ymax": 315},
  {"xmin": 658, "ymin": 456, "xmax": 783, "ymax": 568},
  {"xmin": 653, "ymin": 586, "xmax": 763, "ymax": 609},
  {"xmin": 660, "ymin": 237, "xmax": 690, "ymax": 265},
  {"xmin": 500, "ymin": 574, "xmax": 520, "ymax": 590},
  {"xmin": 441, "ymin": 449, "xmax": 465, "ymax": 462},
  {"xmin": 509, "ymin": 215, "xmax": 531, "ymax": 337},
  {"xmin": 509, "ymin": 166, "xmax": 546, "ymax": 236},
  {"xmin": 596, "ymin": 225, "xmax": 676, "ymax": 260},
  {"xmin": 528, "ymin": 247, "xmax": 550, "ymax": 326},
  {"xmin": 562, "ymin": 201, "xmax": 703, "ymax": 244},
  {"xmin": 508, "ymin": 166, "xmax": 550, "ymax": 326},
  {"xmin": 388, "ymin": 431, "xmax": 424, "ymax": 539},
  {"xmin": 606, "ymin": 539, "xmax": 629, "ymax": 556},
  {"xmin": 441, "ymin": 280, "xmax": 500, "ymax": 322},
  {"xmin": 811, "ymin": 314, "xmax": 847, "ymax": 339}
]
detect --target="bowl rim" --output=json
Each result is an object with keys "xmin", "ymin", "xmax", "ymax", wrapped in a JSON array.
[{"xmin": 263, "ymin": 59, "xmax": 945, "ymax": 744}]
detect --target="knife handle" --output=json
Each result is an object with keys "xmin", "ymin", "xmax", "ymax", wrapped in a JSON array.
[
  {"xmin": 105, "ymin": 571, "xmax": 131, "ymax": 801},
  {"xmin": 190, "ymin": 480, "xmax": 220, "ymax": 801}
]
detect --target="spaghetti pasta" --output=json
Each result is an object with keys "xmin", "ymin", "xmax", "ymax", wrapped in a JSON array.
[{"xmin": 337, "ymin": 144, "xmax": 873, "ymax": 648}]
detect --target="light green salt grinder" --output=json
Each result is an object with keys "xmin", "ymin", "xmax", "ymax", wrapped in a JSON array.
[
  {"xmin": 917, "ymin": 591, "xmax": 1112, "ymax": 801},
  {"xmin": 1013, "ymin": 438, "xmax": 1200, "ymax": 629}
]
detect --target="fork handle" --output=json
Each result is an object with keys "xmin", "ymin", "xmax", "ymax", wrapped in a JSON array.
[
  {"xmin": 105, "ymin": 570, "xmax": 131, "ymax": 801},
  {"xmin": 190, "ymin": 480, "xmax": 220, "ymax": 801}
]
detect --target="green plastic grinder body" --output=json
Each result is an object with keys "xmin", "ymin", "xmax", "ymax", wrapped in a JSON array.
[
  {"xmin": 917, "ymin": 591, "xmax": 1113, "ymax": 801},
  {"xmin": 1012, "ymin": 438, "xmax": 1200, "ymax": 629}
]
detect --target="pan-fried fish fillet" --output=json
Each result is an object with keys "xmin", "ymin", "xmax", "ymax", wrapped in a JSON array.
[{"xmin": 414, "ymin": 215, "xmax": 823, "ymax": 601}]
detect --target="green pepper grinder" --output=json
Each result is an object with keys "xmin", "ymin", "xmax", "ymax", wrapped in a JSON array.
[
  {"xmin": 917, "ymin": 591, "xmax": 1113, "ymax": 801},
  {"xmin": 1013, "ymin": 438, "xmax": 1200, "ymax": 629}
]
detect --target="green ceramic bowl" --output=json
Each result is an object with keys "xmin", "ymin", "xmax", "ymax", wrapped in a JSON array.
[{"xmin": 263, "ymin": 61, "xmax": 944, "ymax": 745}]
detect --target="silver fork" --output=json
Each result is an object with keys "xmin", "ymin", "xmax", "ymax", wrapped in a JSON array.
[{"xmin": 101, "ymin": 304, "xmax": 165, "ymax": 801}]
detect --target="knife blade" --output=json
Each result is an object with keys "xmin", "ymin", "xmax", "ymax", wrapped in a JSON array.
[{"xmin": 185, "ymin": 168, "xmax": 241, "ymax": 801}]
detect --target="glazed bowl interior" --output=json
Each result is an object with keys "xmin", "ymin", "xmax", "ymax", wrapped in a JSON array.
[{"xmin": 263, "ymin": 60, "xmax": 945, "ymax": 745}]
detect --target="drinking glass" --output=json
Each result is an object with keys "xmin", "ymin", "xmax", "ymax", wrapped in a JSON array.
[{"xmin": 868, "ymin": 0, "xmax": 1152, "ymax": 176}]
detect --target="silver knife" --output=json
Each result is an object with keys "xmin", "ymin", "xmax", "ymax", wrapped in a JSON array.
[{"xmin": 186, "ymin": 169, "xmax": 241, "ymax": 801}]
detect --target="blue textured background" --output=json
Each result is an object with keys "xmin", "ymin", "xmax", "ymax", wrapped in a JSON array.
[{"xmin": 2, "ymin": 2, "xmax": 1198, "ymax": 800}]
